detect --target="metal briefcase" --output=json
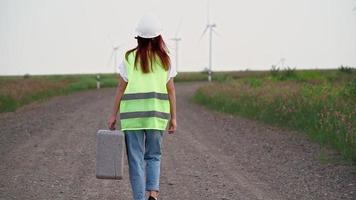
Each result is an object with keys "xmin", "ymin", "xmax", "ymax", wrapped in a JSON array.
[{"xmin": 96, "ymin": 130, "xmax": 125, "ymax": 180}]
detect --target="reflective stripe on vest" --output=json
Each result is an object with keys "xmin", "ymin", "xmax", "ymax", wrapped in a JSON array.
[
  {"xmin": 120, "ymin": 111, "xmax": 170, "ymax": 120},
  {"xmin": 119, "ymin": 50, "xmax": 170, "ymax": 131},
  {"xmin": 122, "ymin": 92, "xmax": 168, "ymax": 100}
]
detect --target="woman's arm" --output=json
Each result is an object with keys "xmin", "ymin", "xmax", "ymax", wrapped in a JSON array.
[
  {"xmin": 166, "ymin": 78, "xmax": 177, "ymax": 134},
  {"xmin": 108, "ymin": 75, "xmax": 127, "ymax": 130}
]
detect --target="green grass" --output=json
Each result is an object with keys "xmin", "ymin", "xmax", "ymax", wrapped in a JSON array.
[
  {"xmin": 174, "ymin": 71, "xmax": 268, "ymax": 82},
  {"xmin": 193, "ymin": 69, "xmax": 356, "ymax": 164},
  {"xmin": 0, "ymin": 74, "xmax": 119, "ymax": 113},
  {"xmin": 0, "ymin": 71, "xmax": 268, "ymax": 113}
]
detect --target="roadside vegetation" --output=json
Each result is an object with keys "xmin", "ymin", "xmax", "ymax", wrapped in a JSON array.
[
  {"xmin": 0, "ymin": 74, "xmax": 118, "ymax": 113},
  {"xmin": 193, "ymin": 67, "xmax": 356, "ymax": 163},
  {"xmin": 0, "ymin": 71, "xmax": 264, "ymax": 113}
]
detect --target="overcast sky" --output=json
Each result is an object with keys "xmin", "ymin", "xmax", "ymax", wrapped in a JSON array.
[{"xmin": 0, "ymin": 0, "xmax": 355, "ymax": 75}]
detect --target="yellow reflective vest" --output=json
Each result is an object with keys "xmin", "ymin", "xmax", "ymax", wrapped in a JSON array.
[{"xmin": 119, "ymin": 50, "xmax": 170, "ymax": 131}]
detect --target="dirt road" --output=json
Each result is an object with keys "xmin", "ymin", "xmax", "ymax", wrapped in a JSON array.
[{"xmin": 0, "ymin": 82, "xmax": 355, "ymax": 200}]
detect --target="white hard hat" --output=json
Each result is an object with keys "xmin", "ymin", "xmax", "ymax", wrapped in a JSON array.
[{"xmin": 135, "ymin": 13, "xmax": 162, "ymax": 38}]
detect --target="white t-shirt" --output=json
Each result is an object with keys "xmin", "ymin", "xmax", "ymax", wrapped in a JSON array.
[{"xmin": 117, "ymin": 60, "xmax": 177, "ymax": 83}]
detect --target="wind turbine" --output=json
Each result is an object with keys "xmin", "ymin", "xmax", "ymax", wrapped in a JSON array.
[
  {"xmin": 171, "ymin": 19, "xmax": 182, "ymax": 72},
  {"xmin": 274, "ymin": 58, "xmax": 286, "ymax": 69},
  {"xmin": 280, "ymin": 58, "xmax": 286, "ymax": 69},
  {"xmin": 200, "ymin": 0, "xmax": 218, "ymax": 82},
  {"xmin": 107, "ymin": 35, "xmax": 123, "ymax": 73},
  {"xmin": 107, "ymin": 45, "xmax": 121, "ymax": 73}
]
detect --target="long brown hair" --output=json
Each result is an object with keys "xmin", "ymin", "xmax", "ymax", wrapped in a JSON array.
[{"xmin": 125, "ymin": 35, "xmax": 170, "ymax": 73}]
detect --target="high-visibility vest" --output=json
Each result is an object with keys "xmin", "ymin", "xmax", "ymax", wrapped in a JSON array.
[{"xmin": 119, "ymin": 50, "xmax": 170, "ymax": 131}]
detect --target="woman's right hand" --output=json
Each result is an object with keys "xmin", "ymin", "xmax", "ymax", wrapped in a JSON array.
[
  {"xmin": 108, "ymin": 114, "xmax": 117, "ymax": 130},
  {"xmin": 168, "ymin": 118, "xmax": 177, "ymax": 134}
]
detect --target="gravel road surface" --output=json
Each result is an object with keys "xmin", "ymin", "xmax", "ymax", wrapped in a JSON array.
[{"xmin": 0, "ymin": 82, "xmax": 355, "ymax": 200}]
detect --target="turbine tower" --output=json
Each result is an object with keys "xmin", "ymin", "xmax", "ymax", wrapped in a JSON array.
[
  {"xmin": 171, "ymin": 19, "xmax": 182, "ymax": 72},
  {"xmin": 200, "ymin": 0, "xmax": 218, "ymax": 82}
]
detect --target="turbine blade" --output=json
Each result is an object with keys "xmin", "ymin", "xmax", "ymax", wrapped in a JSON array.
[
  {"xmin": 166, "ymin": 42, "xmax": 175, "ymax": 51},
  {"xmin": 107, "ymin": 35, "xmax": 115, "ymax": 49},
  {"xmin": 212, "ymin": 28, "xmax": 221, "ymax": 37},
  {"xmin": 196, "ymin": 26, "xmax": 208, "ymax": 46},
  {"xmin": 207, "ymin": 0, "xmax": 210, "ymax": 24},
  {"xmin": 200, "ymin": 26, "xmax": 209, "ymax": 40},
  {"xmin": 106, "ymin": 50, "xmax": 115, "ymax": 69},
  {"xmin": 113, "ymin": 45, "xmax": 120, "ymax": 51},
  {"xmin": 175, "ymin": 18, "xmax": 183, "ymax": 38},
  {"xmin": 113, "ymin": 42, "xmax": 127, "ymax": 52}
]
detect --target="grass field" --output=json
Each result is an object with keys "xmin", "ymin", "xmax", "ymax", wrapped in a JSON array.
[
  {"xmin": 0, "ymin": 72, "xmax": 206, "ymax": 112},
  {"xmin": 193, "ymin": 68, "xmax": 356, "ymax": 163},
  {"xmin": 0, "ymin": 71, "xmax": 264, "ymax": 113},
  {"xmin": 0, "ymin": 74, "xmax": 119, "ymax": 112}
]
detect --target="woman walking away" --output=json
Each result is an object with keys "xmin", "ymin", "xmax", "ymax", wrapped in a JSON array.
[{"xmin": 107, "ymin": 13, "xmax": 177, "ymax": 200}]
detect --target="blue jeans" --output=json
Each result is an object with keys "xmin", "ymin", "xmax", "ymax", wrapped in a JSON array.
[{"xmin": 124, "ymin": 129, "xmax": 164, "ymax": 200}]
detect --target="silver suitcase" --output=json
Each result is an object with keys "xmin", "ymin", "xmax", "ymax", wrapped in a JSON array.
[{"xmin": 96, "ymin": 130, "xmax": 125, "ymax": 180}]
